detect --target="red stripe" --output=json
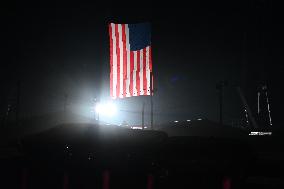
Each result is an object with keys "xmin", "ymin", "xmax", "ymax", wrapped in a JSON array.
[
  {"xmin": 143, "ymin": 48, "xmax": 147, "ymax": 95},
  {"xmin": 108, "ymin": 24, "xmax": 113, "ymax": 98},
  {"xmin": 122, "ymin": 24, "xmax": 127, "ymax": 98},
  {"xmin": 115, "ymin": 24, "xmax": 120, "ymax": 98},
  {"xmin": 136, "ymin": 50, "xmax": 140, "ymax": 96},
  {"xmin": 130, "ymin": 51, "xmax": 134, "ymax": 96}
]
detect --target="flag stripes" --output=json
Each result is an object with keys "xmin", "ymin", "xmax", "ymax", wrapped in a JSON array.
[{"xmin": 109, "ymin": 23, "xmax": 152, "ymax": 99}]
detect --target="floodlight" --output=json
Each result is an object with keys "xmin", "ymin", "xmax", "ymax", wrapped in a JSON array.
[{"xmin": 95, "ymin": 102, "xmax": 117, "ymax": 117}]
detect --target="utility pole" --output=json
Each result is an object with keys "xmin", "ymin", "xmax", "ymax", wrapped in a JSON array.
[
  {"xmin": 63, "ymin": 93, "xmax": 68, "ymax": 122},
  {"xmin": 216, "ymin": 81, "xmax": 227, "ymax": 125},
  {"xmin": 237, "ymin": 87, "xmax": 258, "ymax": 129},
  {"xmin": 142, "ymin": 102, "xmax": 145, "ymax": 130},
  {"xmin": 16, "ymin": 80, "xmax": 21, "ymax": 126},
  {"xmin": 94, "ymin": 98, "xmax": 100, "ymax": 123},
  {"xmin": 257, "ymin": 85, "xmax": 273, "ymax": 127},
  {"xmin": 150, "ymin": 72, "xmax": 154, "ymax": 130},
  {"xmin": 219, "ymin": 85, "xmax": 223, "ymax": 125}
]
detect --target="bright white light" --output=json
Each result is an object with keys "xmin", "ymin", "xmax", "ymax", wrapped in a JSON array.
[
  {"xmin": 132, "ymin": 126, "xmax": 142, "ymax": 130},
  {"xmin": 95, "ymin": 102, "xmax": 117, "ymax": 117},
  {"xmin": 186, "ymin": 120, "xmax": 191, "ymax": 122},
  {"xmin": 197, "ymin": 118, "xmax": 202, "ymax": 120},
  {"xmin": 174, "ymin": 120, "xmax": 179, "ymax": 123},
  {"xmin": 249, "ymin": 132, "xmax": 272, "ymax": 136},
  {"xmin": 95, "ymin": 103, "xmax": 103, "ymax": 113}
]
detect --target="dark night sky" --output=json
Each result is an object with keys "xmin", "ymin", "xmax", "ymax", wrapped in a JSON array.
[{"xmin": 1, "ymin": 1, "xmax": 283, "ymax": 126}]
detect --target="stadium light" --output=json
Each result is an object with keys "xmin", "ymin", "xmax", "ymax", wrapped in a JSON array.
[{"xmin": 95, "ymin": 102, "xmax": 117, "ymax": 117}]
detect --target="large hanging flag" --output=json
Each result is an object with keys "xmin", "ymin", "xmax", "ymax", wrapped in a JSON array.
[{"xmin": 108, "ymin": 23, "xmax": 152, "ymax": 99}]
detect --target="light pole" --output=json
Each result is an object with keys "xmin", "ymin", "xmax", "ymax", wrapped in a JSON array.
[
  {"xmin": 216, "ymin": 81, "xmax": 227, "ymax": 125},
  {"xmin": 92, "ymin": 98, "xmax": 99, "ymax": 123}
]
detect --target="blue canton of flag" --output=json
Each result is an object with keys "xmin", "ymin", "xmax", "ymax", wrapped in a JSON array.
[{"xmin": 128, "ymin": 23, "xmax": 151, "ymax": 51}]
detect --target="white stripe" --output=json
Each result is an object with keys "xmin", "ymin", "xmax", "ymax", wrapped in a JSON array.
[
  {"xmin": 133, "ymin": 51, "xmax": 137, "ymax": 96},
  {"xmin": 125, "ymin": 24, "xmax": 130, "ymax": 97},
  {"xmin": 146, "ymin": 46, "xmax": 150, "ymax": 95},
  {"xmin": 118, "ymin": 24, "xmax": 123, "ymax": 98},
  {"xmin": 111, "ymin": 23, "xmax": 117, "ymax": 98},
  {"xmin": 140, "ymin": 49, "xmax": 144, "ymax": 95}
]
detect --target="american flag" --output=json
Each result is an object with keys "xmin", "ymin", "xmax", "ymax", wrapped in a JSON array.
[{"xmin": 108, "ymin": 23, "xmax": 153, "ymax": 99}]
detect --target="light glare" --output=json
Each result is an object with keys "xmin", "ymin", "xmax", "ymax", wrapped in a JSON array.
[{"xmin": 95, "ymin": 102, "xmax": 117, "ymax": 116}]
